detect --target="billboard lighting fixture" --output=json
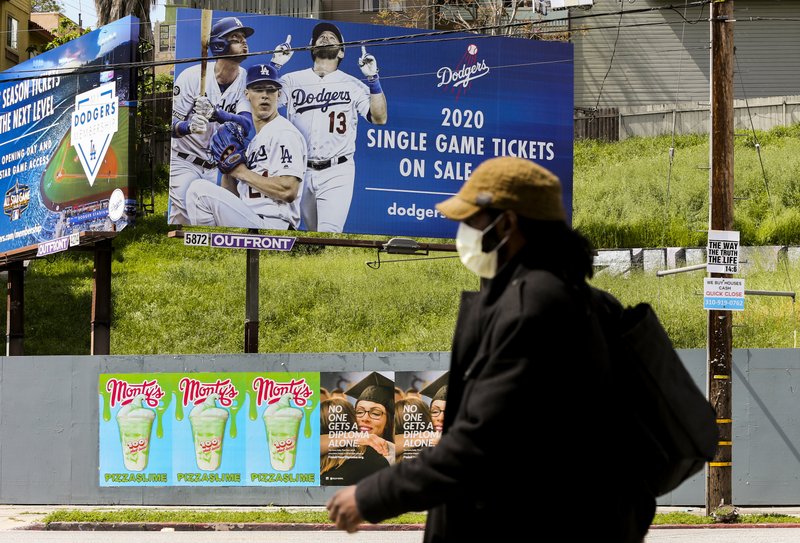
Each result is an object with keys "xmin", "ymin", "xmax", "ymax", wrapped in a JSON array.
[{"xmin": 382, "ymin": 237, "xmax": 426, "ymax": 255}]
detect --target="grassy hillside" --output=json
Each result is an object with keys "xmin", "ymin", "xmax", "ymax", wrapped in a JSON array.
[
  {"xmin": 574, "ymin": 124, "xmax": 800, "ymax": 248},
  {"xmin": 8, "ymin": 124, "xmax": 800, "ymax": 355}
]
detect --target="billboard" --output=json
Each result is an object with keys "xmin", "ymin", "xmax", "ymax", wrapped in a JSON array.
[
  {"xmin": 0, "ymin": 17, "xmax": 137, "ymax": 256},
  {"xmin": 170, "ymin": 9, "xmax": 573, "ymax": 238}
]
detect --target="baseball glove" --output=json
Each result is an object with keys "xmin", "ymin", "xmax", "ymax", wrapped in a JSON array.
[{"xmin": 211, "ymin": 121, "xmax": 250, "ymax": 174}]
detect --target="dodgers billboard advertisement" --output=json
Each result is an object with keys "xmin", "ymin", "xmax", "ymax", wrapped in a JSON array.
[
  {"xmin": 0, "ymin": 17, "xmax": 137, "ymax": 256},
  {"xmin": 170, "ymin": 9, "xmax": 573, "ymax": 238}
]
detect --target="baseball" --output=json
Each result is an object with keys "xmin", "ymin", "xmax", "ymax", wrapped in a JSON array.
[{"xmin": 467, "ymin": 44, "xmax": 478, "ymax": 55}]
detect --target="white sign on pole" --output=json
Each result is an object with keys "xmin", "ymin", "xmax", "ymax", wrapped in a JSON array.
[
  {"xmin": 707, "ymin": 230, "xmax": 740, "ymax": 274},
  {"xmin": 703, "ymin": 278, "xmax": 745, "ymax": 311}
]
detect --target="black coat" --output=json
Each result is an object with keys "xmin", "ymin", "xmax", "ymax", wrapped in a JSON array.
[{"xmin": 356, "ymin": 249, "xmax": 655, "ymax": 542}]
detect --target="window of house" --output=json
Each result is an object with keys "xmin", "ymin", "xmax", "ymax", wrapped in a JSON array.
[
  {"xmin": 362, "ymin": 0, "xmax": 405, "ymax": 12},
  {"xmin": 361, "ymin": 0, "xmax": 379, "ymax": 11},
  {"xmin": 7, "ymin": 16, "xmax": 18, "ymax": 50},
  {"xmin": 159, "ymin": 24, "xmax": 175, "ymax": 52}
]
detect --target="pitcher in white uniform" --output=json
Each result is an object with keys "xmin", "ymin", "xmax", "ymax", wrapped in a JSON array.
[
  {"xmin": 277, "ymin": 22, "xmax": 388, "ymax": 233},
  {"xmin": 186, "ymin": 64, "xmax": 307, "ymax": 230},
  {"xmin": 169, "ymin": 16, "xmax": 255, "ymax": 224}
]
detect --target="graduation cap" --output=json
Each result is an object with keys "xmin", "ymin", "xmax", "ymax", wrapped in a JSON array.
[
  {"xmin": 420, "ymin": 372, "xmax": 450, "ymax": 403},
  {"xmin": 345, "ymin": 371, "xmax": 394, "ymax": 413}
]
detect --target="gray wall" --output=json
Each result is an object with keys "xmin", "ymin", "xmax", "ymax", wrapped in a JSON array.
[
  {"xmin": 1, "ymin": 350, "xmax": 799, "ymax": 505},
  {"xmin": 574, "ymin": 0, "xmax": 800, "ymax": 108}
]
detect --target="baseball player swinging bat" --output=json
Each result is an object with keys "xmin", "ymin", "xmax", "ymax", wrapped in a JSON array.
[{"xmin": 199, "ymin": 9, "xmax": 213, "ymax": 97}]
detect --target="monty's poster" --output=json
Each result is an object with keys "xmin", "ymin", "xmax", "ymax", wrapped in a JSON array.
[{"xmin": 99, "ymin": 372, "xmax": 321, "ymax": 487}]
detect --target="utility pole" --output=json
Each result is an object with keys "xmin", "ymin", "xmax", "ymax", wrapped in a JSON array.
[{"xmin": 707, "ymin": 0, "xmax": 734, "ymax": 515}]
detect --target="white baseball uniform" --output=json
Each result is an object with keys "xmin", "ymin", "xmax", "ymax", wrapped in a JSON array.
[
  {"xmin": 169, "ymin": 62, "xmax": 251, "ymax": 224},
  {"xmin": 280, "ymin": 68, "xmax": 371, "ymax": 233},
  {"xmin": 186, "ymin": 114, "xmax": 307, "ymax": 230}
]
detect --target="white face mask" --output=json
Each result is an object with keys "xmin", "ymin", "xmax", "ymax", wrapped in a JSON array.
[{"xmin": 455, "ymin": 215, "xmax": 509, "ymax": 279}]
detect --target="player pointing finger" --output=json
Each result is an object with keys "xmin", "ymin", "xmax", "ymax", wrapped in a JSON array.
[
  {"xmin": 277, "ymin": 22, "xmax": 388, "ymax": 233},
  {"xmin": 271, "ymin": 34, "xmax": 294, "ymax": 69},
  {"xmin": 358, "ymin": 46, "xmax": 378, "ymax": 80}
]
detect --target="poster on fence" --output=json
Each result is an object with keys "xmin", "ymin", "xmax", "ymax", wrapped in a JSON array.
[
  {"xmin": 98, "ymin": 372, "xmax": 320, "ymax": 486},
  {"xmin": 393, "ymin": 371, "xmax": 449, "ymax": 462},
  {"xmin": 319, "ymin": 371, "xmax": 395, "ymax": 486}
]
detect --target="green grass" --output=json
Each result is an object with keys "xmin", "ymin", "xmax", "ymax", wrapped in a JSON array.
[
  {"xmin": 10, "ymin": 124, "xmax": 800, "ymax": 355},
  {"xmin": 574, "ymin": 124, "xmax": 800, "ymax": 248},
  {"xmin": 39, "ymin": 509, "xmax": 800, "ymax": 525},
  {"xmin": 42, "ymin": 508, "xmax": 426, "ymax": 525},
  {"xmin": 652, "ymin": 512, "xmax": 714, "ymax": 525}
]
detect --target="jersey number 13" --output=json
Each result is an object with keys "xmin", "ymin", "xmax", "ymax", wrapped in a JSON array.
[{"xmin": 328, "ymin": 111, "xmax": 347, "ymax": 134}]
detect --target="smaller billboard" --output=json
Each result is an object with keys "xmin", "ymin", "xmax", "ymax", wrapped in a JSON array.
[{"xmin": 0, "ymin": 17, "xmax": 138, "ymax": 256}]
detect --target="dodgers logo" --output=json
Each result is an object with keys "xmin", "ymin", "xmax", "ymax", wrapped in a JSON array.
[
  {"xmin": 71, "ymin": 82, "xmax": 118, "ymax": 187},
  {"xmin": 436, "ymin": 44, "xmax": 490, "ymax": 99}
]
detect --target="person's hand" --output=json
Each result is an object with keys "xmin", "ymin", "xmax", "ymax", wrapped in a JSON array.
[
  {"xmin": 358, "ymin": 46, "xmax": 379, "ymax": 80},
  {"xmin": 271, "ymin": 35, "xmax": 293, "ymax": 69},
  {"xmin": 327, "ymin": 485, "xmax": 364, "ymax": 533},
  {"xmin": 188, "ymin": 114, "xmax": 209, "ymax": 134},
  {"xmin": 358, "ymin": 433, "xmax": 389, "ymax": 456},
  {"xmin": 193, "ymin": 96, "xmax": 215, "ymax": 119},
  {"xmin": 210, "ymin": 121, "xmax": 249, "ymax": 173}
]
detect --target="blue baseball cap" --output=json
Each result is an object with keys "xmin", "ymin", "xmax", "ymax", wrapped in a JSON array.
[{"xmin": 246, "ymin": 64, "xmax": 282, "ymax": 89}]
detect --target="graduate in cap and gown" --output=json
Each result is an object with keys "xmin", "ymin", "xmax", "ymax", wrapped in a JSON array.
[{"xmin": 320, "ymin": 372, "xmax": 395, "ymax": 485}]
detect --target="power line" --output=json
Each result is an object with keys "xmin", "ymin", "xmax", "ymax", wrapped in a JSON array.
[{"xmin": 0, "ymin": 3, "xmax": 793, "ymax": 78}]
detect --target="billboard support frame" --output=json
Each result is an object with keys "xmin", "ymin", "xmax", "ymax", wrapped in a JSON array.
[
  {"xmin": 168, "ymin": 229, "xmax": 455, "ymax": 353},
  {"xmin": 244, "ymin": 229, "xmax": 259, "ymax": 353},
  {"xmin": 6, "ymin": 260, "xmax": 24, "ymax": 355},
  {"xmin": 91, "ymin": 239, "xmax": 112, "ymax": 355}
]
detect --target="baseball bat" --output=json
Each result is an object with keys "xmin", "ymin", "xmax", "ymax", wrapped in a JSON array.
[{"xmin": 199, "ymin": 9, "xmax": 213, "ymax": 97}]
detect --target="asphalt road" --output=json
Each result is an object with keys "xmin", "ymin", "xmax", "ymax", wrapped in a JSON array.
[{"xmin": 645, "ymin": 527, "xmax": 800, "ymax": 542}]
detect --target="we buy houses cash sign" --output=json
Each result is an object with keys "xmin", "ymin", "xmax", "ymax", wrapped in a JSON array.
[{"xmin": 704, "ymin": 278, "xmax": 745, "ymax": 311}]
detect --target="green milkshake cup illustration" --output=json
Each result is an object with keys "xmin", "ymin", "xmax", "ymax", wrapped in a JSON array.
[
  {"xmin": 188, "ymin": 393, "xmax": 229, "ymax": 471},
  {"xmin": 263, "ymin": 394, "xmax": 304, "ymax": 472},
  {"xmin": 116, "ymin": 394, "xmax": 156, "ymax": 472}
]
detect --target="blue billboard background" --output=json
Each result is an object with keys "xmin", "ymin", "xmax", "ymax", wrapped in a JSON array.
[
  {"xmin": 0, "ymin": 16, "xmax": 137, "ymax": 255},
  {"xmin": 174, "ymin": 9, "xmax": 573, "ymax": 238}
]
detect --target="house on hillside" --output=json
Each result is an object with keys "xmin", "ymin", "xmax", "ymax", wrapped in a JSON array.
[
  {"xmin": 571, "ymin": 0, "xmax": 800, "ymax": 138},
  {"xmin": 1, "ymin": 0, "xmax": 31, "ymax": 70},
  {"xmin": 574, "ymin": 0, "xmax": 800, "ymax": 108},
  {"xmin": 27, "ymin": 11, "xmax": 82, "ymax": 56}
]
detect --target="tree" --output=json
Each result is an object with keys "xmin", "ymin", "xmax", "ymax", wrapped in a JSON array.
[
  {"xmin": 372, "ymin": 0, "xmax": 565, "ymax": 41},
  {"xmin": 32, "ymin": 0, "xmax": 63, "ymax": 13},
  {"xmin": 94, "ymin": 0, "xmax": 155, "ymax": 57},
  {"xmin": 27, "ymin": 17, "xmax": 89, "ymax": 55}
]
